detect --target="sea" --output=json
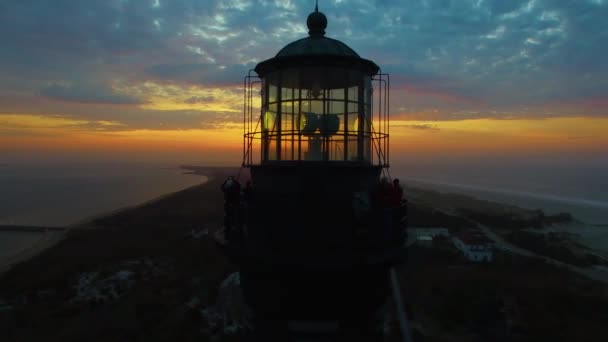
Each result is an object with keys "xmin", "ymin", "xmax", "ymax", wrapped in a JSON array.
[
  {"xmin": 1, "ymin": 161, "xmax": 606, "ymax": 263},
  {"xmin": 3, "ymin": 162, "xmax": 604, "ymax": 226},
  {"xmin": 0, "ymin": 163, "xmax": 207, "ymax": 267},
  {"xmin": 392, "ymin": 163, "xmax": 608, "ymax": 254},
  {"xmin": 392, "ymin": 164, "xmax": 608, "ymax": 224},
  {"xmin": 0, "ymin": 163, "xmax": 206, "ymax": 227}
]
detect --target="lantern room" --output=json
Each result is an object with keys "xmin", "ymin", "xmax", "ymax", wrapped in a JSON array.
[
  {"xmin": 220, "ymin": 5, "xmax": 405, "ymax": 341},
  {"xmin": 244, "ymin": 6, "xmax": 389, "ymax": 167}
]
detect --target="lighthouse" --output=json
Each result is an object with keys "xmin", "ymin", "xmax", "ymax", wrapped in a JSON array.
[{"xmin": 220, "ymin": 3, "xmax": 406, "ymax": 341}]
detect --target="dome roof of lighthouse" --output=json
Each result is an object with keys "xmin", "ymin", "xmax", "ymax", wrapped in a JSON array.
[
  {"xmin": 275, "ymin": 6, "xmax": 359, "ymax": 58},
  {"xmin": 254, "ymin": 4, "xmax": 379, "ymax": 77},
  {"xmin": 276, "ymin": 36, "xmax": 360, "ymax": 58}
]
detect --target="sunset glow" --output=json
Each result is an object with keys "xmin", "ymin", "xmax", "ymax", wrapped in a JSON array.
[{"xmin": 0, "ymin": 1, "xmax": 606, "ymax": 165}]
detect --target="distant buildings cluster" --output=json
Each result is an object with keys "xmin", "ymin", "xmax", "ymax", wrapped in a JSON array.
[{"xmin": 452, "ymin": 231, "xmax": 494, "ymax": 262}]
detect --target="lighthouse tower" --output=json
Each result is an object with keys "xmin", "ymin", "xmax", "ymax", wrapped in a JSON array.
[{"xmin": 221, "ymin": 4, "xmax": 405, "ymax": 341}]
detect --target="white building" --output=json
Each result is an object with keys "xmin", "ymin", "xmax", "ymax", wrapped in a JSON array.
[
  {"xmin": 415, "ymin": 235, "xmax": 433, "ymax": 246},
  {"xmin": 452, "ymin": 232, "xmax": 493, "ymax": 262}
]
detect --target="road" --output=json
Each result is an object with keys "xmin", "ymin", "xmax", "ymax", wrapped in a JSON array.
[
  {"xmin": 476, "ymin": 224, "xmax": 608, "ymax": 284},
  {"xmin": 428, "ymin": 206, "xmax": 608, "ymax": 284}
]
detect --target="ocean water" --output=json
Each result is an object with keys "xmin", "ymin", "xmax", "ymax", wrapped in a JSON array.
[
  {"xmin": 393, "ymin": 163, "xmax": 608, "ymax": 253},
  {"xmin": 393, "ymin": 164, "xmax": 608, "ymax": 225},
  {"xmin": 0, "ymin": 163, "xmax": 206, "ymax": 227}
]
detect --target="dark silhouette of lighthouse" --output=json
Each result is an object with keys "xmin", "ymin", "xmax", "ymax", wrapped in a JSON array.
[{"xmin": 220, "ymin": 3, "xmax": 406, "ymax": 341}]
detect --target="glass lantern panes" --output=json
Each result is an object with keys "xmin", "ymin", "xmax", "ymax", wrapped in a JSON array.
[{"xmin": 259, "ymin": 67, "xmax": 372, "ymax": 163}]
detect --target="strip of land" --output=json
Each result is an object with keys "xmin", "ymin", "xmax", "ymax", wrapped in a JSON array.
[
  {"xmin": 0, "ymin": 226, "xmax": 66, "ymax": 232},
  {"xmin": 0, "ymin": 166, "xmax": 606, "ymax": 342}
]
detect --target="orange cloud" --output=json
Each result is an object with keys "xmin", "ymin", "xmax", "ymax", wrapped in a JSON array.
[
  {"xmin": 2, "ymin": 113, "xmax": 607, "ymax": 165},
  {"xmin": 389, "ymin": 117, "xmax": 608, "ymax": 158}
]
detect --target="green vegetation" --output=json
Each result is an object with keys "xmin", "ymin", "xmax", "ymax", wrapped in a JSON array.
[
  {"xmin": 0, "ymin": 178, "xmax": 234, "ymax": 342},
  {"xmin": 397, "ymin": 244, "xmax": 608, "ymax": 342},
  {"xmin": 405, "ymin": 186, "xmax": 573, "ymax": 229},
  {"xmin": 459, "ymin": 209, "xmax": 572, "ymax": 229},
  {"xmin": 406, "ymin": 202, "xmax": 470, "ymax": 230},
  {"xmin": 506, "ymin": 230, "xmax": 607, "ymax": 267}
]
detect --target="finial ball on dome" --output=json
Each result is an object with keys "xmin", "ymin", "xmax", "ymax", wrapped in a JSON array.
[{"xmin": 307, "ymin": 7, "xmax": 327, "ymax": 36}]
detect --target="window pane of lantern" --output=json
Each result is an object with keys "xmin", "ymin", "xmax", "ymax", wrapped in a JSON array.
[
  {"xmin": 282, "ymin": 110, "xmax": 293, "ymax": 132},
  {"xmin": 329, "ymin": 101, "xmax": 344, "ymax": 132},
  {"xmin": 328, "ymin": 100, "xmax": 343, "ymax": 115},
  {"xmin": 281, "ymin": 100, "xmax": 294, "ymax": 115},
  {"xmin": 264, "ymin": 103, "xmax": 278, "ymax": 132},
  {"xmin": 268, "ymin": 84, "xmax": 278, "ymax": 103},
  {"xmin": 348, "ymin": 86, "xmax": 358, "ymax": 102},
  {"xmin": 282, "ymin": 139, "xmax": 293, "ymax": 160},
  {"xmin": 329, "ymin": 88, "xmax": 344, "ymax": 100},
  {"xmin": 329, "ymin": 138, "xmax": 345, "ymax": 161},
  {"xmin": 300, "ymin": 99, "xmax": 309, "ymax": 114},
  {"xmin": 267, "ymin": 137, "xmax": 277, "ymax": 160},
  {"xmin": 347, "ymin": 111, "xmax": 358, "ymax": 133},
  {"xmin": 282, "ymin": 87, "xmax": 293, "ymax": 101},
  {"xmin": 347, "ymin": 102, "xmax": 358, "ymax": 117},
  {"xmin": 300, "ymin": 140, "xmax": 308, "ymax": 161},
  {"xmin": 301, "ymin": 100, "xmax": 323, "ymax": 115},
  {"xmin": 364, "ymin": 77, "xmax": 372, "ymax": 105}
]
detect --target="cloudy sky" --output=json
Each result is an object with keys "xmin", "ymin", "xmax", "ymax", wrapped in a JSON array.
[{"xmin": 1, "ymin": 0, "xmax": 606, "ymax": 165}]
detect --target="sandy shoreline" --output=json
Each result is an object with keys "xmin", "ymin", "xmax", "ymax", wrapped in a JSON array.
[
  {"xmin": 404, "ymin": 177, "xmax": 608, "ymax": 225},
  {"xmin": 3, "ymin": 168, "xmax": 606, "ymax": 279},
  {"xmin": 0, "ymin": 174, "xmax": 211, "ymax": 276},
  {"xmin": 0, "ymin": 230, "xmax": 65, "ymax": 275}
]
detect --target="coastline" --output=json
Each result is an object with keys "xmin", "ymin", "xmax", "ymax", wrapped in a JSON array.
[
  {"xmin": 0, "ymin": 230, "xmax": 64, "ymax": 275},
  {"xmin": 403, "ymin": 177, "xmax": 608, "ymax": 210},
  {"xmin": 70, "ymin": 174, "xmax": 210, "ymax": 228},
  {"xmin": 402, "ymin": 177, "xmax": 608, "ymax": 225},
  {"xmin": 0, "ymin": 164, "xmax": 208, "ymax": 228},
  {"xmin": 403, "ymin": 177, "xmax": 608, "ymax": 253},
  {"xmin": 2, "ymin": 167, "xmax": 606, "ymax": 278},
  {"xmin": 2, "ymin": 167, "xmax": 608, "ymax": 341},
  {"xmin": 0, "ymin": 174, "xmax": 210, "ymax": 276}
]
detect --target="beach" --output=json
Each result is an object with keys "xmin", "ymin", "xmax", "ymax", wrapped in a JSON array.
[
  {"xmin": 402, "ymin": 177, "xmax": 608, "ymax": 255},
  {"xmin": 0, "ymin": 230, "xmax": 64, "ymax": 275},
  {"xmin": 2, "ymin": 164, "xmax": 607, "ymax": 277},
  {"xmin": 0, "ymin": 163, "xmax": 209, "ymax": 274},
  {"xmin": 0, "ymin": 231, "xmax": 50, "ymax": 264}
]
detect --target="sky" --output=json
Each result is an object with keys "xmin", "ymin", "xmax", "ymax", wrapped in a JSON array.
[{"xmin": 0, "ymin": 0, "xmax": 607, "ymax": 167}]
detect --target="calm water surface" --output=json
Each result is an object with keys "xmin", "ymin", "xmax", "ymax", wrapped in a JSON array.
[{"xmin": 0, "ymin": 163, "xmax": 206, "ymax": 227}]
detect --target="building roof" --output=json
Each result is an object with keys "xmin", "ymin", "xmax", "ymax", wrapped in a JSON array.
[
  {"xmin": 253, "ymin": 5, "xmax": 379, "ymax": 77},
  {"xmin": 275, "ymin": 6, "xmax": 359, "ymax": 58},
  {"xmin": 455, "ymin": 231, "xmax": 493, "ymax": 246},
  {"xmin": 276, "ymin": 36, "xmax": 360, "ymax": 58}
]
